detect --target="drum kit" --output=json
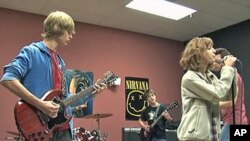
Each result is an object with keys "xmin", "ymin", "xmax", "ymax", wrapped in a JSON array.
[
  {"xmin": 73, "ymin": 113, "xmax": 113, "ymax": 141},
  {"xmin": 4, "ymin": 113, "xmax": 112, "ymax": 141},
  {"xmin": 4, "ymin": 131, "xmax": 24, "ymax": 141}
]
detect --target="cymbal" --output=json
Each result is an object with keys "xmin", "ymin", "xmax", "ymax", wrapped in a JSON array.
[
  {"xmin": 84, "ymin": 113, "xmax": 113, "ymax": 119},
  {"xmin": 6, "ymin": 131, "xmax": 20, "ymax": 136}
]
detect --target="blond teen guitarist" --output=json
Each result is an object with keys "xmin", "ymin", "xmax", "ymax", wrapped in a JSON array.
[{"xmin": 0, "ymin": 11, "xmax": 117, "ymax": 141}]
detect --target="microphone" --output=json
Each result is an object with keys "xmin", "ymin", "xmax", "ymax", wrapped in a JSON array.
[{"xmin": 221, "ymin": 56, "xmax": 240, "ymax": 62}]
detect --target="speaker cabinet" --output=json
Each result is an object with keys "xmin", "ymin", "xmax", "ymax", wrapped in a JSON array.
[{"xmin": 122, "ymin": 128, "xmax": 178, "ymax": 141}]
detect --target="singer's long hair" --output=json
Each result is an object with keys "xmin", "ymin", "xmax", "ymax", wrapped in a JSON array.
[{"xmin": 180, "ymin": 37, "xmax": 214, "ymax": 72}]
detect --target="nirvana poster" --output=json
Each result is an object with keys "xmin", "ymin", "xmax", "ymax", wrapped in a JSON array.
[
  {"xmin": 64, "ymin": 69, "xmax": 94, "ymax": 118},
  {"xmin": 125, "ymin": 77, "xmax": 149, "ymax": 120}
]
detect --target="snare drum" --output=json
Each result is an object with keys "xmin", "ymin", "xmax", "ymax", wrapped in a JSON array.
[
  {"xmin": 73, "ymin": 127, "xmax": 88, "ymax": 141},
  {"xmin": 90, "ymin": 129, "xmax": 99, "ymax": 140},
  {"xmin": 73, "ymin": 127, "xmax": 97, "ymax": 141}
]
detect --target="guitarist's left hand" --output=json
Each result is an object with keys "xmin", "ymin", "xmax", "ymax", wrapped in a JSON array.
[
  {"xmin": 162, "ymin": 110, "xmax": 173, "ymax": 121},
  {"xmin": 92, "ymin": 79, "xmax": 107, "ymax": 94}
]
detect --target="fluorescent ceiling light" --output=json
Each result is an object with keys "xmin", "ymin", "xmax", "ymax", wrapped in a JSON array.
[{"xmin": 126, "ymin": 0, "xmax": 197, "ymax": 20}]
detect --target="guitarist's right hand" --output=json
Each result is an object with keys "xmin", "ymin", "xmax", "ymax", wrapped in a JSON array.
[{"xmin": 39, "ymin": 100, "xmax": 60, "ymax": 118}]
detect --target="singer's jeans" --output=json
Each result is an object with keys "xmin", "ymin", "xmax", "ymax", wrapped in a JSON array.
[{"xmin": 219, "ymin": 124, "xmax": 230, "ymax": 141}]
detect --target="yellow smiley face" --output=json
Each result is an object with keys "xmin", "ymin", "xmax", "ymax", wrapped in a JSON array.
[{"xmin": 126, "ymin": 90, "xmax": 148, "ymax": 117}]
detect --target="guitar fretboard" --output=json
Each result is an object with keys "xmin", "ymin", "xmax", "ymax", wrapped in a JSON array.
[{"xmin": 62, "ymin": 79, "xmax": 109, "ymax": 107}]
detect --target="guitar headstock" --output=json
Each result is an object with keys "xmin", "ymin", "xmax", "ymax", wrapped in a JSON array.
[
  {"xmin": 103, "ymin": 71, "xmax": 118, "ymax": 86},
  {"xmin": 167, "ymin": 100, "xmax": 178, "ymax": 111}
]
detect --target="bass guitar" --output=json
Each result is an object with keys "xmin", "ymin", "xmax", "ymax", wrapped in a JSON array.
[
  {"xmin": 14, "ymin": 71, "xmax": 117, "ymax": 141},
  {"xmin": 140, "ymin": 101, "xmax": 178, "ymax": 141}
]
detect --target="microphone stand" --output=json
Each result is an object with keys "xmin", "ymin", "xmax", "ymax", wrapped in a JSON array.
[
  {"xmin": 231, "ymin": 79, "xmax": 236, "ymax": 125},
  {"xmin": 232, "ymin": 60, "xmax": 244, "ymax": 125},
  {"xmin": 231, "ymin": 61, "xmax": 242, "ymax": 125}
]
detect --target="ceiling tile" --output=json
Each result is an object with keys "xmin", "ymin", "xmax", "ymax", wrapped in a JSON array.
[
  {"xmin": 181, "ymin": 11, "xmax": 235, "ymax": 31},
  {"xmin": 174, "ymin": 0, "xmax": 222, "ymax": 10},
  {"xmin": 229, "ymin": 0, "xmax": 250, "ymax": 7},
  {"xmin": 1, "ymin": 0, "xmax": 250, "ymax": 41},
  {"xmin": 202, "ymin": 0, "xmax": 250, "ymax": 22}
]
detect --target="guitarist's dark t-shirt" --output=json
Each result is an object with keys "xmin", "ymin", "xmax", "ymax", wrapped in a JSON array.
[{"xmin": 140, "ymin": 104, "xmax": 167, "ymax": 139}]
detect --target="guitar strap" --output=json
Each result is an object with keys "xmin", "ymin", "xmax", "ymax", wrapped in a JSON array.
[
  {"xmin": 151, "ymin": 104, "xmax": 161, "ymax": 129},
  {"xmin": 61, "ymin": 72, "xmax": 67, "ymax": 99},
  {"xmin": 154, "ymin": 104, "xmax": 161, "ymax": 120}
]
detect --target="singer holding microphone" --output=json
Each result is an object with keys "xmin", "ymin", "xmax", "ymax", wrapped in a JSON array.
[
  {"xmin": 213, "ymin": 48, "xmax": 248, "ymax": 141},
  {"xmin": 177, "ymin": 37, "xmax": 237, "ymax": 141}
]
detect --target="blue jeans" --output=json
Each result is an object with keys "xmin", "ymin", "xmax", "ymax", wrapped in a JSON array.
[
  {"xmin": 219, "ymin": 124, "xmax": 230, "ymax": 141},
  {"xmin": 151, "ymin": 138, "xmax": 167, "ymax": 141}
]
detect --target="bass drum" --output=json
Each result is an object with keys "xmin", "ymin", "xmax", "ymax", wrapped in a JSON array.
[
  {"xmin": 73, "ymin": 127, "xmax": 97, "ymax": 141},
  {"xmin": 90, "ymin": 129, "xmax": 100, "ymax": 141},
  {"xmin": 73, "ymin": 127, "xmax": 88, "ymax": 141}
]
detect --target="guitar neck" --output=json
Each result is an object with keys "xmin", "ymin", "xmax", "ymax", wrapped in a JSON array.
[
  {"xmin": 150, "ymin": 101, "xmax": 178, "ymax": 128},
  {"xmin": 62, "ymin": 79, "xmax": 108, "ymax": 108},
  {"xmin": 151, "ymin": 114, "xmax": 163, "ymax": 127}
]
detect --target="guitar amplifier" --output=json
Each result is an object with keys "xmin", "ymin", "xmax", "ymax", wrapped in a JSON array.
[{"xmin": 122, "ymin": 127, "xmax": 178, "ymax": 141}]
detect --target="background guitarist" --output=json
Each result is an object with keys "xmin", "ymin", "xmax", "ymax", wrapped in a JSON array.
[
  {"xmin": 138, "ymin": 89, "xmax": 173, "ymax": 141},
  {"xmin": 0, "ymin": 11, "xmax": 106, "ymax": 141}
]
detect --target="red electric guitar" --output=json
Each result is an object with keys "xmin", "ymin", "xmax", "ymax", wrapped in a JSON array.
[{"xmin": 14, "ymin": 71, "xmax": 117, "ymax": 141}]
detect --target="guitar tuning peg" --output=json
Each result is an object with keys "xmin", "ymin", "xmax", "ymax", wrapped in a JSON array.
[{"xmin": 109, "ymin": 82, "xmax": 114, "ymax": 86}]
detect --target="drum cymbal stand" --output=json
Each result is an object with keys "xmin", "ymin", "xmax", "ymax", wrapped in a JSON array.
[{"xmin": 84, "ymin": 113, "xmax": 112, "ymax": 141}]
